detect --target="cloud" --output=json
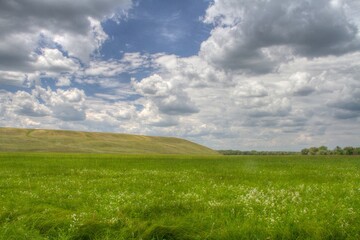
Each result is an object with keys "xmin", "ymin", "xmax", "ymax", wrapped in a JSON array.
[
  {"xmin": 0, "ymin": 0, "xmax": 132, "ymax": 71},
  {"xmin": 32, "ymin": 87, "xmax": 87, "ymax": 121},
  {"xmin": 0, "ymin": 47, "xmax": 80, "ymax": 87},
  {"xmin": 12, "ymin": 91, "xmax": 51, "ymax": 117},
  {"xmin": 328, "ymin": 86, "xmax": 360, "ymax": 118},
  {"xmin": 157, "ymin": 55, "xmax": 232, "ymax": 87},
  {"xmin": 133, "ymin": 74, "xmax": 199, "ymax": 116},
  {"xmin": 52, "ymin": 105, "xmax": 86, "ymax": 121},
  {"xmin": 0, "ymin": 71, "xmax": 28, "ymax": 87},
  {"xmin": 157, "ymin": 94, "xmax": 199, "ymax": 116},
  {"xmin": 0, "ymin": 33, "xmax": 38, "ymax": 72},
  {"xmin": 289, "ymin": 72, "xmax": 316, "ymax": 96},
  {"xmin": 56, "ymin": 76, "xmax": 72, "ymax": 87},
  {"xmin": 200, "ymin": 26, "xmax": 279, "ymax": 74},
  {"xmin": 201, "ymin": 0, "xmax": 360, "ymax": 73},
  {"xmin": 48, "ymin": 17, "xmax": 109, "ymax": 63},
  {"xmin": 246, "ymin": 97, "xmax": 292, "ymax": 118},
  {"xmin": 137, "ymin": 102, "xmax": 179, "ymax": 127},
  {"xmin": 122, "ymin": 52, "xmax": 154, "ymax": 71},
  {"xmin": 84, "ymin": 52, "xmax": 152, "ymax": 77},
  {"xmin": 32, "ymin": 48, "xmax": 79, "ymax": 72},
  {"xmin": 232, "ymin": 81, "xmax": 268, "ymax": 98},
  {"xmin": 134, "ymin": 74, "xmax": 170, "ymax": 97}
]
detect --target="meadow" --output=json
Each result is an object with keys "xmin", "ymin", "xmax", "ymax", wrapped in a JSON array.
[{"xmin": 0, "ymin": 153, "xmax": 359, "ymax": 239}]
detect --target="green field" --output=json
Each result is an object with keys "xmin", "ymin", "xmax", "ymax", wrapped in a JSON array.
[
  {"xmin": 0, "ymin": 153, "xmax": 359, "ymax": 239},
  {"xmin": 0, "ymin": 128, "xmax": 218, "ymax": 155}
]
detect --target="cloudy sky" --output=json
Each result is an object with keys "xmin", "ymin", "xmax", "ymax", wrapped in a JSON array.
[{"xmin": 1, "ymin": 0, "xmax": 360, "ymax": 150}]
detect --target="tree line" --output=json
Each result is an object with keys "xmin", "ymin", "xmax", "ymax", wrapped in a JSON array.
[
  {"xmin": 300, "ymin": 146, "xmax": 360, "ymax": 155},
  {"xmin": 218, "ymin": 150, "xmax": 298, "ymax": 155},
  {"xmin": 219, "ymin": 146, "xmax": 360, "ymax": 155}
]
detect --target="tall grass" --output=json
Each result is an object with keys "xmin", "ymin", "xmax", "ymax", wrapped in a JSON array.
[{"xmin": 0, "ymin": 153, "xmax": 359, "ymax": 239}]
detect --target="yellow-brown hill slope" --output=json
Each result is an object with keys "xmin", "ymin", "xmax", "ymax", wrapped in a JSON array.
[{"xmin": 0, "ymin": 127, "xmax": 219, "ymax": 155}]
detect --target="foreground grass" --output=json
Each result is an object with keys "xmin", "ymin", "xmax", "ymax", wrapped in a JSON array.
[{"xmin": 0, "ymin": 154, "xmax": 359, "ymax": 239}]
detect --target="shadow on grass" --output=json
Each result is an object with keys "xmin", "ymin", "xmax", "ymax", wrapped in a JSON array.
[
  {"xmin": 142, "ymin": 225, "xmax": 190, "ymax": 240},
  {"xmin": 71, "ymin": 220, "xmax": 125, "ymax": 240}
]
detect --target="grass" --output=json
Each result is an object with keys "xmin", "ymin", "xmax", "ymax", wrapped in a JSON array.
[
  {"xmin": 0, "ymin": 153, "xmax": 359, "ymax": 239},
  {"xmin": 0, "ymin": 128, "xmax": 218, "ymax": 155}
]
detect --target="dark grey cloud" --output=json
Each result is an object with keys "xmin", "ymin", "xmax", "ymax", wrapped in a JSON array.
[
  {"xmin": 242, "ymin": 111, "xmax": 310, "ymax": 130},
  {"xmin": 328, "ymin": 87, "xmax": 360, "ymax": 113},
  {"xmin": 149, "ymin": 118, "xmax": 179, "ymax": 128},
  {"xmin": 293, "ymin": 86, "xmax": 315, "ymax": 96},
  {"xmin": 52, "ymin": 104, "xmax": 86, "ymax": 121},
  {"xmin": 332, "ymin": 100, "xmax": 360, "ymax": 112},
  {"xmin": 242, "ymin": 0, "xmax": 359, "ymax": 56},
  {"xmin": 0, "ymin": 71, "xmax": 27, "ymax": 87},
  {"xmin": 202, "ymin": 0, "xmax": 360, "ymax": 73},
  {"xmin": 0, "ymin": 41, "xmax": 34, "ymax": 71},
  {"xmin": 0, "ymin": 0, "xmax": 132, "ymax": 71},
  {"xmin": 158, "ymin": 96, "xmax": 199, "ymax": 116},
  {"xmin": 0, "ymin": 0, "xmax": 131, "ymax": 34},
  {"xmin": 333, "ymin": 109, "xmax": 359, "ymax": 119},
  {"xmin": 14, "ymin": 102, "xmax": 49, "ymax": 117},
  {"xmin": 215, "ymin": 49, "xmax": 276, "ymax": 74}
]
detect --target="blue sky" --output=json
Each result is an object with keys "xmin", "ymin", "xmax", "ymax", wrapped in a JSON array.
[
  {"xmin": 0, "ymin": 0, "xmax": 360, "ymax": 150},
  {"xmin": 101, "ymin": 0, "xmax": 211, "ymax": 59}
]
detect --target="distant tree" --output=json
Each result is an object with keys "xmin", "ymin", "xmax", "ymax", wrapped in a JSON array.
[
  {"xmin": 301, "ymin": 148, "xmax": 309, "ymax": 155},
  {"xmin": 343, "ymin": 146, "xmax": 354, "ymax": 155},
  {"xmin": 309, "ymin": 147, "xmax": 318, "ymax": 155},
  {"xmin": 354, "ymin": 148, "xmax": 360, "ymax": 155},
  {"xmin": 319, "ymin": 146, "xmax": 328, "ymax": 151},
  {"xmin": 318, "ymin": 146, "xmax": 328, "ymax": 155},
  {"xmin": 334, "ymin": 146, "xmax": 343, "ymax": 155}
]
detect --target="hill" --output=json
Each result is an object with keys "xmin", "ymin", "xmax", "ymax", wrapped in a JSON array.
[{"xmin": 0, "ymin": 127, "xmax": 219, "ymax": 155}]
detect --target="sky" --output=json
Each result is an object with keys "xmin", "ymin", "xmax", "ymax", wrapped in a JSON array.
[{"xmin": 0, "ymin": 0, "xmax": 360, "ymax": 151}]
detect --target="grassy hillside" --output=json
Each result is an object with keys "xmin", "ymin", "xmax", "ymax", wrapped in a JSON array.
[{"xmin": 0, "ymin": 127, "xmax": 218, "ymax": 155}]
